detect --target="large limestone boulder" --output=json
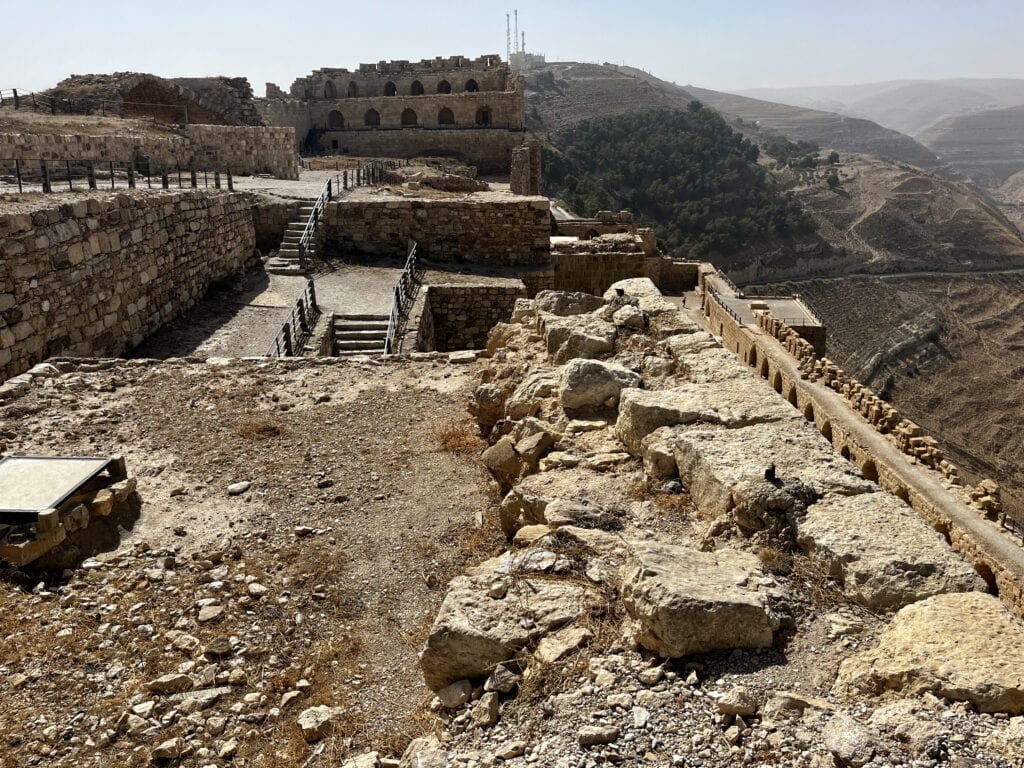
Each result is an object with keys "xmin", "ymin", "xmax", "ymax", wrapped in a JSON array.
[
  {"xmin": 560, "ymin": 358, "xmax": 641, "ymax": 411},
  {"xmin": 603, "ymin": 277, "xmax": 661, "ymax": 302},
  {"xmin": 621, "ymin": 541, "xmax": 782, "ymax": 657},
  {"xmin": 543, "ymin": 314, "xmax": 617, "ymax": 364},
  {"xmin": 797, "ymin": 492, "xmax": 986, "ymax": 611},
  {"xmin": 499, "ymin": 471, "xmax": 628, "ymax": 537},
  {"xmin": 672, "ymin": 422, "xmax": 875, "ymax": 519},
  {"xmin": 616, "ymin": 382, "xmax": 798, "ymax": 456},
  {"xmin": 616, "ymin": 388, "xmax": 720, "ymax": 455},
  {"xmin": 534, "ymin": 290, "xmax": 605, "ymax": 316},
  {"xmin": 420, "ymin": 570, "xmax": 588, "ymax": 690},
  {"xmin": 835, "ymin": 592, "xmax": 1024, "ymax": 714},
  {"xmin": 505, "ymin": 368, "xmax": 560, "ymax": 421}
]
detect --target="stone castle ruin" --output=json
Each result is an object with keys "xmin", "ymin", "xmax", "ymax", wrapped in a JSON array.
[
  {"xmin": 3, "ymin": 48, "xmax": 1024, "ymax": 768},
  {"xmin": 262, "ymin": 55, "xmax": 527, "ymax": 172}
]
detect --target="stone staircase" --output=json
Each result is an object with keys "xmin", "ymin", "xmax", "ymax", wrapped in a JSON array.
[
  {"xmin": 332, "ymin": 314, "xmax": 390, "ymax": 356},
  {"xmin": 266, "ymin": 200, "xmax": 317, "ymax": 276}
]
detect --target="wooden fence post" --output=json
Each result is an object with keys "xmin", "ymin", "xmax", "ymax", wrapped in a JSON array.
[{"xmin": 40, "ymin": 160, "xmax": 51, "ymax": 193}]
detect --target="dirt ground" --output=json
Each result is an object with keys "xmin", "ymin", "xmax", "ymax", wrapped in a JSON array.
[{"xmin": 0, "ymin": 357, "xmax": 502, "ymax": 766}]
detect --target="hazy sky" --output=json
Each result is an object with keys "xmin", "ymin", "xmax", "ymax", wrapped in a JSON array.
[{"xmin": 4, "ymin": 0, "xmax": 1024, "ymax": 95}]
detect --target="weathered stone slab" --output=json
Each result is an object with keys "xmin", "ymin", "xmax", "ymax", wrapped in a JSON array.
[
  {"xmin": 835, "ymin": 592, "xmax": 1024, "ymax": 713},
  {"xmin": 616, "ymin": 383, "xmax": 799, "ymax": 456},
  {"xmin": 671, "ymin": 422, "xmax": 875, "ymax": 518},
  {"xmin": 796, "ymin": 492, "xmax": 986, "ymax": 611},
  {"xmin": 542, "ymin": 314, "xmax": 616, "ymax": 364},
  {"xmin": 560, "ymin": 358, "xmax": 641, "ymax": 410},
  {"xmin": 420, "ymin": 571, "xmax": 588, "ymax": 690},
  {"xmin": 621, "ymin": 541, "xmax": 781, "ymax": 657}
]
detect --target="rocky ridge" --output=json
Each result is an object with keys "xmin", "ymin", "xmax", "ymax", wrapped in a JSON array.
[{"xmin": 375, "ymin": 281, "xmax": 1024, "ymax": 768}]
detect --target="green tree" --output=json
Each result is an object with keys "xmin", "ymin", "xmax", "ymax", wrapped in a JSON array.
[{"xmin": 827, "ymin": 151, "xmax": 840, "ymax": 165}]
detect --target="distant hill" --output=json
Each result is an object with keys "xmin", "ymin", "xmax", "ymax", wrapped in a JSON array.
[
  {"xmin": 918, "ymin": 104, "xmax": 1024, "ymax": 186},
  {"xmin": 525, "ymin": 63, "xmax": 940, "ymax": 170},
  {"xmin": 739, "ymin": 78, "xmax": 1024, "ymax": 137}
]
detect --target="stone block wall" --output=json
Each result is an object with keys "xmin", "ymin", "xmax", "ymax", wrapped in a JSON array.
[
  {"xmin": 549, "ymin": 251, "xmax": 660, "ymax": 295},
  {"xmin": 417, "ymin": 284, "xmax": 527, "ymax": 352},
  {"xmin": 0, "ymin": 125, "xmax": 298, "ymax": 180},
  {"xmin": 249, "ymin": 195, "xmax": 301, "ymax": 252},
  {"xmin": 318, "ymin": 195, "xmax": 551, "ymax": 265},
  {"xmin": 510, "ymin": 141, "xmax": 541, "ymax": 195},
  {"xmin": 0, "ymin": 190, "xmax": 255, "ymax": 381},
  {"xmin": 315, "ymin": 128, "xmax": 526, "ymax": 174}
]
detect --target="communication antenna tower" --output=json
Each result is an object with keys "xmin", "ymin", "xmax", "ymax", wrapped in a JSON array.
[
  {"xmin": 514, "ymin": 10, "xmax": 519, "ymax": 54},
  {"xmin": 506, "ymin": 13, "xmax": 511, "ymax": 60},
  {"xmin": 522, "ymin": 31, "xmax": 526, "ymax": 54}
]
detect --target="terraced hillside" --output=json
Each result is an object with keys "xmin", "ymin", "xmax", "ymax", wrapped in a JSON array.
[
  {"xmin": 526, "ymin": 62, "xmax": 941, "ymax": 170},
  {"xmin": 919, "ymin": 104, "xmax": 1024, "ymax": 185},
  {"xmin": 741, "ymin": 78, "xmax": 1024, "ymax": 137},
  {"xmin": 758, "ymin": 272, "xmax": 1024, "ymax": 518}
]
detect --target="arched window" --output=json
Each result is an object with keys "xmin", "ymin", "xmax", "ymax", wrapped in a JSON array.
[
  {"xmin": 385, "ymin": 81, "xmax": 397, "ymax": 96},
  {"xmin": 475, "ymin": 107, "xmax": 492, "ymax": 126},
  {"xmin": 465, "ymin": 79, "xmax": 480, "ymax": 92},
  {"xmin": 347, "ymin": 81, "xmax": 359, "ymax": 98},
  {"xmin": 438, "ymin": 107, "xmax": 455, "ymax": 126},
  {"xmin": 324, "ymin": 80, "xmax": 336, "ymax": 99},
  {"xmin": 401, "ymin": 108, "xmax": 418, "ymax": 127},
  {"xmin": 364, "ymin": 109, "xmax": 380, "ymax": 127},
  {"xmin": 327, "ymin": 110, "xmax": 344, "ymax": 129},
  {"xmin": 437, "ymin": 80, "xmax": 452, "ymax": 94},
  {"xmin": 410, "ymin": 80, "xmax": 424, "ymax": 95}
]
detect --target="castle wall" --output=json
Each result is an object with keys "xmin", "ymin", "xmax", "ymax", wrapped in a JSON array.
[
  {"xmin": 290, "ymin": 55, "xmax": 509, "ymax": 99},
  {"xmin": 701, "ymin": 282, "xmax": 1024, "ymax": 618},
  {"xmin": 0, "ymin": 191, "xmax": 255, "ymax": 381},
  {"xmin": 318, "ymin": 195, "xmax": 551, "ymax": 265},
  {"xmin": 0, "ymin": 125, "xmax": 298, "ymax": 180},
  {"xmin": 416, "ymin": 284, "xmax": 527, "ymax": 352},
  {"xmin": 315, "ymin": 128, "xmax": 525, "ymax": 174}
]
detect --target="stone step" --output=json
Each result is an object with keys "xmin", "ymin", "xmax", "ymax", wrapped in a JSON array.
[
  {"xmin": 335, "ymin": 314, "xmax": 389, "ymax": 322},
  {"xmin": 335, "ymin": 339, "xmax": 386, "ymax": 351},
  {"xmin": 334, "ymin": 329, "xmax": 388, "ymax": 341}
]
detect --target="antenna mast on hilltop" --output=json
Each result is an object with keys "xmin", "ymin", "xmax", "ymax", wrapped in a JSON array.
[
  {"xmin": 506, "ymin": 14, "xmax": 511, "ymax": 60},
  {"xmin": 514, "ymin": 10, "xmax": 519, "ymax": 54},
  {"xmin": 522, "ymin": 31, "xmax": 526, "ymax": 54}
]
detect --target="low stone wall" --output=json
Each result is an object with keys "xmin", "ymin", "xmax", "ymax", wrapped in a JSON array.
[
  {"xmin": 249, "ymin": 195, "xmax": 301, "ymax": 252},
  {"xmin": 416, "ymin": 284, "xmax": 526, "ymax": 352},
  {"xmin": 700, "ymin": 277, "xmax": 1024, "ymax": 618},
  {"xmin": 316, "ymin": 128, "xmax": 526, "ymax": 174},
  {"xmin": 318, "ymin": 195, "xmax": 550, "ymax": 265},
  {"xmin": 550, "ymin": 251, "xmax": 661, "ymax": 295},
  {"xmin": 0, "ymin": 190, "xmax": 255, "ymax": 381},
  {"xmin": 0, "ymin": 125, "xmax": 298, "ymax": 180}
]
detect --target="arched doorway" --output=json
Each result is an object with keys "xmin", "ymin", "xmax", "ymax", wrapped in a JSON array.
[
  {"xmin": 437, "ymin": 80, "xmax": 452, "ymax": 94},
  {"xmin": 787, "ymin": 386, "xmax": 798, "ymax": 406},
  {"xmin": 347, "ymin": 81, "xmax": 359, "ymax": 97},
  {"xmin": 438, "ymin": 107, "xmax": 455, "ymax": 126},
  {"xmin": 385, "ymin": 81, "xmax": 398, "ymax": 96},
  {"xmin": 327, "ymin": 110, "xmax": 344, "ymax": 129},
  {"xmin": 749, "ymin": 348, "xmax": 757, "ymax": 368},
  {"xmin": 861, "ymin": 459, "xmax": 879, "ymax": 483},
  {"xmin": 401, "ymin": 108, "xmax": 418, "ymax": 126},
  {"xmin": 364, "ymin": 109, "xmax": 380, "ymax": 127},
  {"xmin": 840, "ymin": 445, "xmax": 852, "ymax": 461},
  {"xmin": 821, "ymin": 421, "xmax": 833, "ymax": 442},
  {"xmin": 324, "ymin": 80, "xmax": 336, "ymax": 99},
  {"xmin": 803, "ymin": 402, "xmax": 815, "ymax": 423},
  {"xmin": 475, "ymin": 106, "xmax": 492, "ymax": 126},
  {"xmin": 771, "ymin": 372, "xmax": 783, "ymax": 393},
  {"xmin": 759, "ymin": 358, "xmax": 769, "ymax": 379},
  {"xmin": 465, "ymin": 79, "xmax": 480, "ymax": 92},
  {"xmin": 410, "ymin": 80, "xmax": 424, "ymax": 95}
]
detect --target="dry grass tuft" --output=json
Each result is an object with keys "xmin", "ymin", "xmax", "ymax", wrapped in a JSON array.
[
  {"xmin": 757, "ymin": 546, "xmax": 793, "ymax": 575},
  {"xmin": 434, "ymin": 420, "xmax": 485, "ymax": 454},
  {"xmin": 653, "ymin": 492, "xmax": 694, "ymax": 518},
  {"xmin": 235, "ymin": 417, "xmax": 285, "ymax": 440}
]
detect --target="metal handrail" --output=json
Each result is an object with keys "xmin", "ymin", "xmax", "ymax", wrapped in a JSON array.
[
  {"xmin": 267, "ymin": 277, "xmax": 320, "ymax": 358},
  {"xmin": 294, "ymin": 161, "xmax": 385, "ymax": 270},
  {"xmin": 384, "ymin": 239, "xmax": 423, "ymax": 354}
]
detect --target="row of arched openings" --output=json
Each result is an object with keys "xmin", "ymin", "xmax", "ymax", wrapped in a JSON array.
[
  {"xmin": 326, "ymin": 107, "xmax": 491, "ymax": 129},
  {"xmin": 323, "ymin": 79, "xmax": 478, "ymax": 99}
]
